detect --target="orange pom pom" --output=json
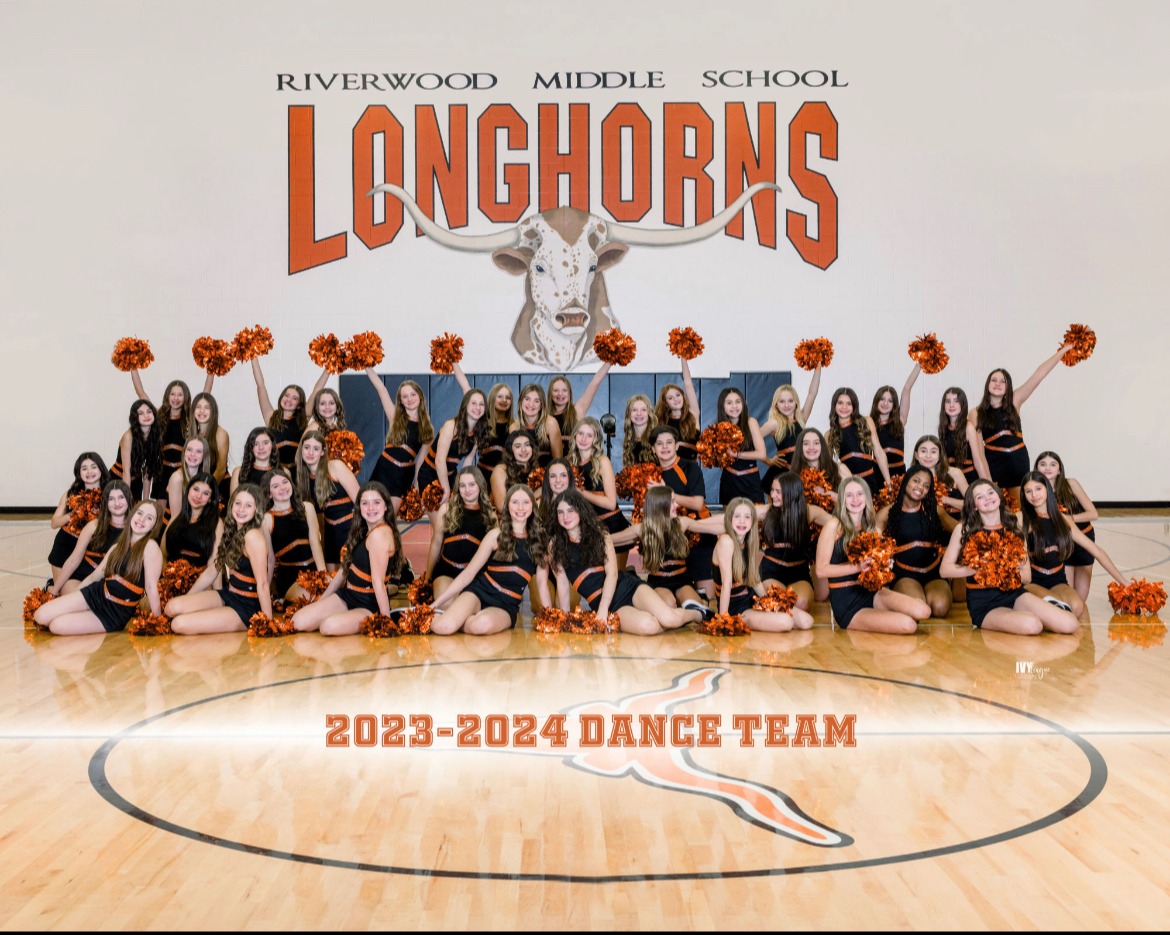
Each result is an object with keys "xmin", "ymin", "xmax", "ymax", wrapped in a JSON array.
[
  {"xmin": 572, "ymin": 466, "xmax": 587, "ymax": 490},
  {"xmin": 192, "ymin": 337, "xmax": 236, "ymax": 376},
  {"xmin": 1061, "ymin": 323, "xmax": 1096, "ymax": 366},
  {"xmin": 408, "ymin": 577, "xmax": 434, "ymax": 607},
  {"xmin": 126, "ymin": 612, "xmax": 173, "ymax": 636},
  {"xmin": 308, "ymin": 333, "xmax": 347, "ymax": 374},
  {"xmin": 754, "ymin": 584, "xmax": 798, "ymax": 613},
  {"xmin": 845, "ymin": 531, "xmax": 897, "ymax": 591},
  {"xmin": 395, "ymin": 605, "xmax": 435, "ymax": 635},
  {"xmin": 699, "ymin": 613, "xmax": 750, "ymax": 636},
  {"xmin": 23, "ymin": 587, "xmax": 54, "ymax": 627},
  {"xmin": 1108, "ymin": 578, "xmax": 1167, "ymax": 616},
  {"xmin": 158, "ymin": 558, "xmax": 202, "ymax": 605},
  {"xmin": 397, "ymin": 488, "xmax": 424, "ymax": 522},
  {"xmin": 800, "ymin": 468, "xmax": 835, "ymax": 512},
  {"xmin": 526, "ymin": 467, "xmax": 545, "ymax": 493},
  {"xmin": 593, "ymin": 328, "xmax": 637, "ymax": 366},
  {"xmin": 429, "ymin": 332, "xmax": 464, "ymax": 374},
  {"xmin": 934, "ymin": 478, "xmax": 950, "ymax": 504},
  {"xmin": 793, "ymin": 337, "xmax": 834, "ymax": 370},
  {"xmin": 111, "ymin": 337, "xmax": 154, "ymax": 372},
  {"xmin": 64, "ymin": 489, "xmax": 103, "ymax": 535},
  {"xmin": 248, "ymin": 611, "xmax": 293, "ymax": 638},
  {"xmin": 696, "ymin": 422, "xmax": 745, "ymax": 469},
  {"xmin": 296, "ymin": 569, "xmax": 335, "ymax": 600},
  {"xmin": 667, "ymin": 327, "xmax": 704, "ymax": 360},
  {"xmin": 326, "ymin": 429, "xmax": 364, "ymax": 474},
  {"xmin": 231, "ymin": 324, "xmax": 274, "ymax": 362},
  {"xmin": 907, "ymin": 333, "xmax": 949, "ymax": 374},
  {"xmin": 345, "ymin": 331, "xmax": 384, "ymax": 370},
  {"xmin": 567, "ymin": 608, "xmax": 619, "ymax": 634},
  {"xmin": 360, "ymin": 613, "xmax": 399, "ymax": 638},
  {"xmin": 961, "ymin": 529, "xmax": 1028, "ymax": 590},
  {"xmin": 534, "ymin": 606, "xmax": 568, "ymax": 633},
  {"xmin": 421, "ymin": 480, "xmax": 445, "ymax": 513},
  {"xmin": 872, "ymin": 477, "xmax": 902, "ymax": 511},
  {"xmin": 614, "ymin": 463, "xmax": 662, "ymax": 522},
  {"xmin": 1107, "ymin": 619, "xmax": 1166, "ymax": 648}
]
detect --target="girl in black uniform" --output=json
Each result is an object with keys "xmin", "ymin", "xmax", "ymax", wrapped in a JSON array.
[
  {"xmin": 610, "ymin": 485, "xmax": 724, "ymax": 612},
  {"xmin": 938, "ymin": 387, "xmax": 988, "ymax": 486},
  {"xmin": 869, "ymin": 362, "xmax": 921, "ymax": 480},
  {"xmin": 167, "ymin": 484, "xmax": 273, "ymax": 634},
  {"xmin": 512, "ymin": 383, "xmax": 562, "ymax": 468},
  {"xmin": 250, "ymin": 357, "xmax": 323, "ymax": 471},
  {"xmin": 490, "ymin": 431, "xmax": 536, "ymax": 512},
  {"xmin": 161, "ymin": 472, "xmax": 222, "ymax": 569},
  {"xmin": 476, "ymin": 383, "xmax": 514, "ymax": 475},
  {"xmin": 164, "ymin": 436, "xmax": 211, "ymax": 523},
  {"xmin": 971, "ymin": 344, "xmax": 1071, "ymax": 503},
  {"xmin": 567, "ymin": 416, "xmax": 630, "ymax": 566},
  {"xmin": 536, "ymin": 458, "xmax": 578, "ymax": 524},
  {"xmin": 35, "ymin": 500, "xmax": 164, "ymax": 635},
  {"xmin": 115, "ymin": 400, "xmax": 164, "ymax": 502},
  {"xmin": 53, "ymin": 480, "xmax": 132, "ymax": 595},
  {"xmin": 125, "ymin": 378, "xmax": 195, "ymax": 495},
  {"xmin": 306, "ymin": 388, "xmax": 346, "ymax": 435},
  {"xmin": 419, "ymin": 388, "xmax": 490, "ymax": 511},
  {"xmin": 426, "ymin": 466, "xmax": 498, "ymax": 600},
  {"xmin": 430, "ymin": 484, "xmax": 546, "ymax": 635},
  {"xmin": 1034, "ymin": 451, "xmax": 1102, "ymax": 603},
  {"xmin": 295, "ymin": 430, "xmax": 360, "ymax": 572},
  {"xmin": 190, "ymin": 392, "xmax": 231, "ymax": 502},
  {"xmin": 262, "ymin": 467, "xmax": 325, "ymax": 603},
  {"xmin": 789, "ymin": 427, "xmax": 849, "ymax": 506},
  {"xmin": 757, "ymin": 471, "xmax": 832, "ymax": 609},
  {"xmin": 230, "ymin": 427, "xmax": 276, "ymax": 493},
  {"xmin": 715, "ymin": 387, "xmax": 767, "ymax": 506},
  {"xmin": 548, "ymin": 364, "xmax": 610, "ymax": 440},
  {"xmin": 1018, "ymin": 471, "xmax": 1127, "ymax": 619},
  {"xmin": 826, "ymin": 388, "xmax": 890, "ymax": 496},
  {"xmin": 759, "ymin": 365, "xmax": 823, "ymax": 488},
  {"xmin": 816, "ymin": 478, "xmax": 930, "ymax": 633},
  {"xmin": 292, "ymin": 482, "xmax": 405, "ymax": 636},
  {"xmin": 876, "ymin": 465, "xmax": 956, "ymax": 619},
  {"xmin": 48, "ymin": 453, "xmax": 109, "ymax": 577},
  {"xmin": 653, "ymin": 357, "xmax": 701, "ymax": 463},
  {"xmin": 366, "ymin": 372, "xmax": 435, "ymax": 513},
  {"xmin": 714, "ymin": 497, "xmax": 813, "ymax": 631},
  {"xmin": 910, "ymin": 435, "xmax": 968, "ymax": 517},
  {"xmin": 940, "ymin": 479, "xmax": 1078, "ymax": 635},
  {"xmin": 620, "ymin": 394, "xmax": 657, "ymax": 469},
  {"xmin": 543, "ymin": 490, "xmax": 704, "ymax": 635}
]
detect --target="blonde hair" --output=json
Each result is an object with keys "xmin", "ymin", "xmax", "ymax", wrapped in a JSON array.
[
  {"xmin": 767, "ymin": 384, "xmax": 802, "ymax": 443},
  {"xmin": 568, "ymin": 416, "xmax": 605, "ymax": 486},
  {"xmin": 831, "ymin": 477, "xmax": 876, "ymax": 549},
  {"xmin": 515, "ymin": 383, "xmax": 551, "ymax": 449},
  {"xmin": 622, "ymin": 394, "xmax": 657, "ymax": 467},
  {"xmin": 548, "ymin": 375, "xmax": 578, "ymax": 436},
  {"xmin": 722, "ymin": 497, "xmax": 761, "ymax": 589}
]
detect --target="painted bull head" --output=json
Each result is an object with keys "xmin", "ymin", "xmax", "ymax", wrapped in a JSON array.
[{"xmin": 368, "ymin": 181, "xmax": 780, "ymax": 371}]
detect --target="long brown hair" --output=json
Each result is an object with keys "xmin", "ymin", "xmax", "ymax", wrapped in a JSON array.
[
  {"xmin": 639, "ymin": 485, "xmax": 689, "ymax": 574},
  {"xmin": 266, "ymin": 384, "xmax": 308, "ymax": 433},
  {"xmin": 1035, "ymin": 450, "xmax": 1080, "ymax": 515},
  {"xmin": 938, "ymin": 387, "xmax": 970, "ymax": 465},
  {"xmin": 1020, "ymin": 471, "xmax": 1073, "ymax": 563},
  {"xmin": 295, "ymin": 430, "xmax": 335, "ymax": 509},
  {"xmin": 93, "ymin": 480, "xmax": 133, "ymax": 550},
  {"xmin": 105, "ymin": 500, "xmax": 164, "ymax": 584},
  {"xmin": 568, "ymin": 416, "xmax": 605, "ymax": 487},
  {"xmin": 761, "ymin": 472, "xmax": 810, "ymax": 554},
  {"xmin": 790, "ymin": 428, "xmax": 842, "ymax": 490},
  {"xmin": 655, "ymin": 383, "xmax": 699, "ymax": 442},
  {"xmin": 869, "ymin": 384, "xmax": 904, "ymax": 440},
  {"xmin": 547, "ymin": 490, "xmax": 607, "ymax": 574},
  {"xmin": 911, "ymin": 434, "xmax": 953, "ymax": 485},
  {"xmin": 215, "ymin": 485, "xmax": 264, "ymax": 574},
  {"xmin": 188, "ymin": 392, "xmax": 222, "ymax": 473},
  {"xmin": 831, "ymin": 477, "xmax": 876, "ymax": 549},
  {"xmin": 494, "ymin": 484, "xmax": 545, "ymax": 564},
  {"xmin": 959, "ymin": 479, "xmax": 1022, "ymax": 555},
  {"xmin": 515, "ymin": 383, "xmax": 552, "ymax": 450},
  {"xmin": 386, "ymin": 379, "xmax": 434, "ymax": 446},
  {"xmin": 621, "ymin": 394, "xmax": 657, "ymax": 468},
  {"xmin": 975, "ymin": 369, "xmax": 1022, "ymax": 435},
  {"xmin": 157, "ymin": 380, "xmax": 192, "ymax": 440},
  {"xmin": 827, "ymin": 387, "xmax": 870, "ymax": 457},
  {"xmin": 444, "ymin": 467, "xmax": 497, "ymax": 534},
  {"xmin": 341, "ymin": 482, "xmax": 405, "ymax": 581}
]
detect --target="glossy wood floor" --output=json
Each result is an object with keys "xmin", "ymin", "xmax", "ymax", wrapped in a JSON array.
[{"xmin": 3, "ymin": 515, "xmax": 1169, "ymax": 930}]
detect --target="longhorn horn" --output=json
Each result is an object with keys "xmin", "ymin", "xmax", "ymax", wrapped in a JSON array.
[
  {"xmin": 608, "ymin": 181, "xmax": 781, "ymax": 247},
  {"xmin": 366, "ymin": 183, "xmax": 522, "ymax": 251}
]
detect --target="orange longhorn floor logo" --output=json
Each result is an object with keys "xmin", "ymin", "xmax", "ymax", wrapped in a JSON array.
[{"xmin": 547, "ymin": 666, "xmax": 852, "ymax": 847}]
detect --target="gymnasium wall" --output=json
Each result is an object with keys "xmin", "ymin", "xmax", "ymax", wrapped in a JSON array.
[{"xmin": 2, "ymin": 0, "xmax": 1167, "ymax": 505}]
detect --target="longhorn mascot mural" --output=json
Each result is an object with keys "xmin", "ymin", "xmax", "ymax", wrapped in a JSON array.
[{"xmin": 368, "ymin": 182, "xmax": 781, "ymax": 371}]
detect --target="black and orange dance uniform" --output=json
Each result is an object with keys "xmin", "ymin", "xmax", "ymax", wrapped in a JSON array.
[
  {"xmin": 312, "ymin": 478, "xmax": 355, "ymax": 566},
  {"xmin": 476, "ymin": 421, "xmax": 510, "ymax": 474},
  {"xmin": 759, "ymin": 532, "xmax": 813, "ymax": 587},
  {"xmin": 713, "ymin": 540, "xmax": 755, "ymax": 616},
  {"xmin": 162, "ymin": 519, "xmax": 216, "ymax": 569},
  {"xmin": 81, "ymin": 567, "xmax": 148, "ymax": 633},
  {"xmin": 271, "ymin": 419, "xmax": 302, "ymax": 474},
  {"xmin": 560, "ymin": 540, "xmax": 641, "ymax": 612},
  {"xmin": 465, "ymin": 537, "xmax": 536, "ymax": 627},
  {"xmin": 69, "ymin": 524, "xmax": 122, "ymax": 583},
  {"xmin": 1064, "ymin": 496, "xmax": 1096, "ymax": 569},
  {"xmin": 761, "ymin": 422, "xmax": 801, "ymax": 493},
  {"xmin": 826, "ymin": 534, "xmax": 876, "ymax": 628},
  {"xmin": 666, "ymin": 416, "xmax": 699, "ymax": 463},
  {"xmin": 370, "ymin": 419, "xmax": 421, "ymax": 499},
  {"xmin": 888, "ymin": 506, "xmax": 945, "ymax": 586},
  {"xmin": 943, "ymin": 430, "xmax": 978, "ymax": 484},
  {"xmin": 268, "ymin": 508, "xmax": 314, "ymax": 595},
  {"xmin": 1026, "ymin": 516, "xmax": 1069, "ymax": 590},
  {"xmin": 980, "ymin": 407, "xmax": 1029, "ymax": 490},
  {"xmin": 340, "ymin": 534, "xmax": 394, "ymax": 613},
  {"xmin": 836, "ymin": 423, "xmax": 880, "ymax": 495},
  {"xmin": 578, "ymin": 464, "xmax": 632, "ymax": 552},
  {"xmin": 718, "ymin": 430, "xmax": 764, "ymax": 506},
  {"xmin": 659, "ymin": 458, "xmax": 715, "ymax": 586},
  {"xmin": 157, "ymin": 417, "xmax": 185, "ymax": 493},
  {"xmin": 432, "ymin": 507, "xmax": 487, "ymax": 581},
  {"xmin": 417, "ymin": 433, "xmax": 473, "ymax": 494},
  {"xmin": 48, "ymin": 493, "xmax": 98, "ymax": 568},
  {"xmin": 217, "ymin": 553, "xmax": 262, "ymax": 625},
  {"xmin": 644, "ymin": 541, "xmax": 696, "ymax": 596},
  {"xmin": 875, "ymin": 421, "xmax": 905, "ymax": 478}
]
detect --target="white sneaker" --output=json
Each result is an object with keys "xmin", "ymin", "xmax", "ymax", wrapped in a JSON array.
[
  {"xmin": 1043, "ymin": 595, "xmax": 1073, "ymax": 613},
  {"xmin": 682, "ymin": 599, "xmax": 715, "ymax": 622}
]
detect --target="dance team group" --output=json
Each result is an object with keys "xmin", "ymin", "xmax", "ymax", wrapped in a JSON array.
[{"xmin": 31, "ymin": 325, "xmax": 1133, "ymax": 641}]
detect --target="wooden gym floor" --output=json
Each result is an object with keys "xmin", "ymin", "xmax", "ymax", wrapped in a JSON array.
[{"xmin": 2, "ymin": 513, "xmax": 1169, "ymax": 930}]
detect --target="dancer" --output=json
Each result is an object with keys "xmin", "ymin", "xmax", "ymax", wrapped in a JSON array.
[
  {"xmin": 115, "ymin": 399, "xmax": 163, "ymax": 502},
  {"xmin": 512, "ymin": 383, "xmax": 562, "ymax": 467},
  {"xmin": 567, "ymin": 416, "xmax": 630, "ymax": 566},
  {"xmin": 1034, "ymin": 450, "xmax": 1102, "ymax": 602},
  {"xmin": 230, "ymin": 427, "xmax": 276, "ymax": 492},
  {"xmin": 875, "ymin": 466, "xmax": 956, "ymax": 619},
  {"xmin": 714, "ymin": 387, "xmax": 767, "ymax": 506},
  {"xmin": 790, "ymin": 427, "xmax": 849, "ymax": 505},
  {"xmin": 758, "ymin": 471, "xmax": 832, "ymax": 609},
  {"xmin": 490, "ymin": 430, "xmax": 536, "ymax": 512},
  {"xmin": 869, "ymin": 362, "xmax": 921, "ymax": 478},
  {"xmin": 295, "ymin": 430, "xmax": 360, "ymax": 572},
  {"xmin": 548, "ymin": 364, "xmax": 610, "ymax": 439},
  {"xmin": 759, "ymin": 364, "xmax": 823, "ymax": 487},
  {"xmin": 654, "ymin": 357, "xmax": 702, "ymax": 462},
  {"xmin": 160, "ymin": 472, "xmax": 223, "ymax": 568},
  {"xmin": 938, "ymin": 387, "xmax": 987, "ymax": 484},
  {"xmin": 165, "ymin": 436, "xmax": 211, "ymax": 522},
  {"xmin": 262, "ymin": 467, "xmax": 326, "ymax": 603},
  {"xmin": 620, "ymin": 394, "xmax": 657, "ymax": 469},
  {"xmin": 53, "ymin": 480, "xmax": 132, "ymax": 595},
  {"xmin": 366, "ymin": 372, "xmax": 434, "ymax": 512},
  {"xmin": 826, "ymin": 388, "xmax": 890, "ymax": 495},
  {"xmin": 47, "ymin": 453, "xmax": 109, "ymax": 577},
  {"xmin": 250, "ymin": 357, "xmax": 324, "ymax": 469},
  {"xmin": 426, "ymin": 466, "xmax": 498, "ymax": 600}
]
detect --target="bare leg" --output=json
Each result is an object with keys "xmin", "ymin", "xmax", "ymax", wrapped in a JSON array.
[
  {"xmin": 321, "ymin": 608, "xmax": 374, "ymax": 636},
  {"xmin": 430, "ymin": 592, "xmax": 483, "ymax": 635},
  {"xmin": 632, "ymin": 585, "xmax": 701, "ymax": 629},
  {"xmin": 463, "ymin": 607, "xmax": 514, "ymax": 635},
  {"xmin": 171, "ymin": 607, "xmax": 247, "ymax": 635},
  {"xmin": 292, "ymin": 594, "xmax": 348, "ymax": 632},
  {"xmin": 1070, "ymin": 564, "xmax": 1093, "ymax": 604}
]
